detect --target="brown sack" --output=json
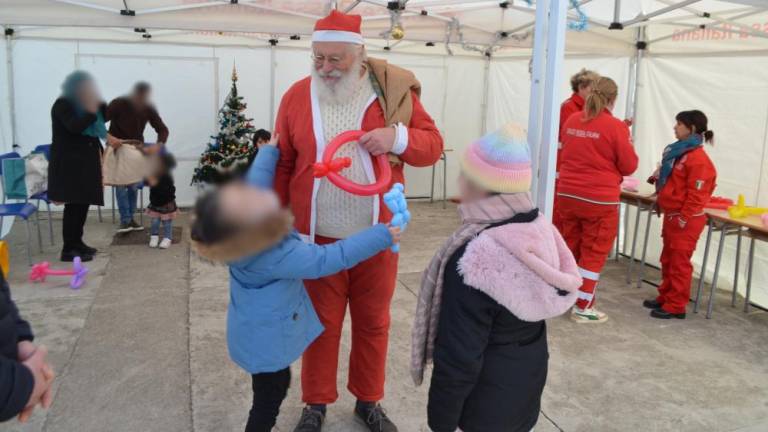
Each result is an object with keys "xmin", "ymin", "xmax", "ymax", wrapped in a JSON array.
[{"xmin": 102, "ymin": 142, "xmax": 149, "ymax": 186}]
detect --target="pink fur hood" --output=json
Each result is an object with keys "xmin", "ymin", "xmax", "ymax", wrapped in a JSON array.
[{"xmin": 458, "ymin": 214, "xmax": 581, "ymax": 322}]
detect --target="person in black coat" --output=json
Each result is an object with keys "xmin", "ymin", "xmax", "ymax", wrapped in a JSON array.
[
  {"xmin": 49, "ymin": 71, "xmax": 115, "ymax": 262},
  {"xmin": 0, "ymin": 271, "xmax": 55, "ymax": 423}
]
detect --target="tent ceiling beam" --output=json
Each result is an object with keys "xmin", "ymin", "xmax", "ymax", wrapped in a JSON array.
[
  {"xmin": 240, "ymin": 1, "xmax": 323, "ymax": 20},
  {"xmin": 657, "ymin": 0, "xmax": 768, "ymax": 38},
  {"xmin": 48, "ymin": 0, "xmax": 121, "ymax": 14},
  {"xmin": 503, "ymin": 0, "xmax": 601, "ymax": 35},
  {"xmin": 136, "ymin": 2, "xmax": 229, "ymax": 16},
  {"xmin": 623, "ymin": 0, "xmax": 703, "ymax": 28}
]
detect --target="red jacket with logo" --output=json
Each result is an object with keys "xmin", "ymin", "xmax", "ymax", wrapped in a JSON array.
[
  {"xmin": 657, "ymin": 146, "xmax": 717, "ymax": 221},
  {"xmin": 558, "ymin": 109, "xmax": 639, "ymax": 203},
  {"xmin": 556, "ymin": 93, "xmax": 585, "ymax": 176}
]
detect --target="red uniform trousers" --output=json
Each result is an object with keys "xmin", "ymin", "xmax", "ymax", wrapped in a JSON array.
[
  {"xmin": 656, "ymin": 213, "xmax": 708, "ymax": 314},
  {"xmin": 555, "ymin": 197, "xmax": 619, "ymax": 310},
  {"xmin": 301, "ymin": 235, "xmax": 398, "ymax": 404}
]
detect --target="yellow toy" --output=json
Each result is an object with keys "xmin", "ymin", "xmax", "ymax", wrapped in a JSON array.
[
  {"xmin": 0, "ymin": 241, "xmax": 8, "ymax": 278},
  {"xmin": 727, "ymin": 194, "xmax": 768, "ymax": 218}
]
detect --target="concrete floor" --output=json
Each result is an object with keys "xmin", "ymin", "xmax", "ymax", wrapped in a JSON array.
[{"xmin": 2, "ymin": 202, "xmax": 768, "ymax": 432}]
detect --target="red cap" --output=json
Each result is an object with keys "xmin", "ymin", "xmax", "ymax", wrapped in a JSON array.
[{"xmin": 313, "ymin": 10, "xmax": 364, "ymax": 45}]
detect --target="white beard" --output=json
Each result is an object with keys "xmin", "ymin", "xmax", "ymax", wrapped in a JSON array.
[{"xmin": 312, "ymin": 56, "xmax": 365, "ymax": 105}]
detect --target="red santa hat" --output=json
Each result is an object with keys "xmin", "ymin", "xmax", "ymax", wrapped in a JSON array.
[{"xmin": 312, "ymin": 10, "xmax": 364, "ymax": 45}]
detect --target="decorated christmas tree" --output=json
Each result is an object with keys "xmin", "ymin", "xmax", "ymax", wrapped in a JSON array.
[{"xmin": 192, "ymin": 66, "xmax": 257, "ymax": 185}]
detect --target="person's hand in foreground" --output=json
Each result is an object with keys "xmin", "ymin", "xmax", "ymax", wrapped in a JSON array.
[
  {"xmin": 388, "ymin": 225, "xmax": 402, "ymax": 245},
  {"xmin": 359, "ymin": 127, "xmax": 395, "ymax": 156},
  {"xmin": 18, "ymin": 346, "xmax": 55, "ymax": 423}
]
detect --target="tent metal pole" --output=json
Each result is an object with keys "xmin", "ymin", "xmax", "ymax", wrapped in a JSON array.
[
  {"xmin": 480, "ymin": 55, "xmax": 490, "ymax": 134},
  {"xmin": 526, "ymin": 0, "xmax": 548, "ymax": 202},
  {"xmin": 537, "ymin": 0, "xmax": 568, "ymax": 219},
  {"xmin": 623, "ymin": 0, "xmax": 702, "ymax": 27},
  {"xmin": 4, "ymin": 30, "xmax": 17, "ymax": 150},
  {"xmin": 625, "ymin": 27, "xmax": 645, "ymax": 129},
  {"xmin": 49, "ymin": 0, "xmax": 121, "ymax": 14},
  {"xmin": 269, "ymin": 44, "xmax": 276, "ymax": 127},
  {"xmin": 613, "ymin": 0, "xmax": 621, "ymax": 25}
]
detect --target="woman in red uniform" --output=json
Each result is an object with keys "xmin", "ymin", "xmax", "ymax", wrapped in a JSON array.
[
  {"xmin": 556, "ymin": 77, "xmax": 639, "ymax": 323},
  {"xmin": 645, "ymin": 110, "xmax": 716, "ymax": 319}
]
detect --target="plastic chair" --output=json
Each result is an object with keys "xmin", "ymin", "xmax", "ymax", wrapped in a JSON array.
[
  {"xmin": 30, "ymin": 145, "xmax": 55, "ymax": 245},
  {"xmin": 0, "ymin": 152, "xmax": 42, "ymax": 265}
]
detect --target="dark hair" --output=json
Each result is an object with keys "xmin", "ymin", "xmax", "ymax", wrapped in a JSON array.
[
  {"xmin": 133, "ymin": 81, "xmax": 151, "ymax": 96},
  {"xmin": 253, "ymin": 129, "xmax": 272, "ymax": 144},
  {"xmin": 676, "ymin": 110, "xmax": 714, "ymax": 143},
  {"xmin": 190, "ymin": 190, "xmax": 236, "ymax": 245},
  {"xmin": 161, "ymin": 152, "xmax": 177, "ymax": 171}
]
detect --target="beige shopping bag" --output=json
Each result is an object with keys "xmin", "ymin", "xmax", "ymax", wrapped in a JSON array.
[{"xmin": 103, "ymin": 141, "xmax": 149, "ymax": 186}]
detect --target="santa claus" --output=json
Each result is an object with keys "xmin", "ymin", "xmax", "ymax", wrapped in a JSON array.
[{"xmin": 273, "ymin": 10, "xmax": 443, "ymax": 432}]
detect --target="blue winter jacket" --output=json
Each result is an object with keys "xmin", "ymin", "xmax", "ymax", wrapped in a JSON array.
[{"xmin": 227, "ymin": 145, "xmax": 393, "ymax": 374}]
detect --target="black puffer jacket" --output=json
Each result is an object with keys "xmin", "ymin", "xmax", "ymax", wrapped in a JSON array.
[
  {"xmin": 428, "ymin": 211, "xmax": 549, "ymax": 432},
  {"xmin": 0, "ymin": 272, "xmax": 35, "ymax": 422}
]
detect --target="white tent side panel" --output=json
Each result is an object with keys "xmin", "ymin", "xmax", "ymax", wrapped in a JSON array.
[{"xmin": 0, "ymin": 37, "xmax": 12, "ymax": 152}]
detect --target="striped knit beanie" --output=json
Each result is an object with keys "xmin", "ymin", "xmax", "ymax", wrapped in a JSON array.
[{"xmin": 460, "ymin": 123, "xmax": 532, "ymax": 194}]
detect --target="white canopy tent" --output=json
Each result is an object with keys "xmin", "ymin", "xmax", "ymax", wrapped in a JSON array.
[{"xmin": 1, "ymin": 0, "xmax": 767, "ymax": 308}]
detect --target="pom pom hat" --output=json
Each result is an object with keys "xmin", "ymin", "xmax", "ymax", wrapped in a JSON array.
[
  {"xmin": 313, "ymin": 10, "xmax": 365, "ymax": 45},
  {"xmin": 460, "ymin": 123, "xmax": 532, "ymax": 194}
]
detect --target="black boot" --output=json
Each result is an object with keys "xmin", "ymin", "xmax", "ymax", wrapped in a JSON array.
[
  {"xmin": 77, "ymin": 242, "xmax": 98, "ymax": 255},
  {"xmin": 61, "ymin": 249, "xmax": 93, "ymax": 263},
  {"xmin": 643, "ymin": 299, "xmax": 663, "ymax": 310},
  {"xmin": 293, "ymin": 406, "xmax": 324, "ymax": 432},
  {"xmin": 355, "ymin": 402, "xmax": 398, "ymax": 432},
  {"xmin": 650, "ymin": 309, "xmax": 686, "ymax": 320}
]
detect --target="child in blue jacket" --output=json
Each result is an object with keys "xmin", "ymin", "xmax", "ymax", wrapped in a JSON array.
[{"xmin": 190, "ymin": 136, "xmax": 399, "ymax": 432}]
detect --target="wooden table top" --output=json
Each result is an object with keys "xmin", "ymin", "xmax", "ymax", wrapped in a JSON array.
[
  {"xmin": 705, "ymin": 209, "xmax": 768, "ymax": 235},
  {"xmin": 620, "ymin": 186, "xmax": 657, "ymax": 205}
]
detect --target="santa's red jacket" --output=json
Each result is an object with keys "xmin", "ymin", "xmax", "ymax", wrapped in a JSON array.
[
  {"xmin": 274, "ymin": 77, "xmax": 444, "ymax": 242},
  {"xmin": 657, "ymin": 147, "xmax": 717, "ymax": 221},
  {"xmin": 558, "ymin": 109, "xmax": 638, "ymax": 203}
]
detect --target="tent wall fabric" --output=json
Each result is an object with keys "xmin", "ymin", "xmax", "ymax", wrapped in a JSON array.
[{"xmin": 1, "ymin": 0, "xmax": 767, "ymax": 308}]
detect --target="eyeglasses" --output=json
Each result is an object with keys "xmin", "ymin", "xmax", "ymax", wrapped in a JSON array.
[{"xmin": 311, "ymin": 53, "xmax": 344, "ymax": 67}]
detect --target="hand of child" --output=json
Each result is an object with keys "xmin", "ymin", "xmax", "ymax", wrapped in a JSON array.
[
  {"xmin": 261, "ymin": 133, "xmax": 279, "ymax": 148},
  {"xmin": 388, "ymin": 225, "xmax": 402, "ymax": 244},
  {"xmin": 19, "ymin": 346, "xmax": 55, "ymax": 423}
]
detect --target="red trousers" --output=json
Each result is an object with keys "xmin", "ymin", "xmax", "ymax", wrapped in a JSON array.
[
  {"xmin": 555, "ymin": 197, "xmax": 619, "ymax": 310},
  {"xmin": 656, "ymin": 214, "xmax": 707, "ymax": 314},
  {"xmin": 301, "ymin": 235, "xmax": 398, "ymax": 404}
]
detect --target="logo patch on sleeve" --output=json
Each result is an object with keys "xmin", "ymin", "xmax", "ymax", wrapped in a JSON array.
[{"xmin": 695, "ymin": 180, "xmax": 704, "ymax": 190}]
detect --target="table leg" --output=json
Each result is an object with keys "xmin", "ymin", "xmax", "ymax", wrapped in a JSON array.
[
  {"xmin": 442, "ymin": 152, "xmax": 447, "ymax": 209},
  {"xmin": 731, "ymin": 228, "xmax": 742, "ymax": 307},
  {"xmin": 706, "ymin": 223, "xmax": 729, "ymax": 319},
  {"xmin": 614, "ymin": 203, "xmax": 621, "ymax": 262},
  {"xmin": 744, "ymin": 237, "xmax": 755, "ymax": 313},
  {"xmin": 430, "ymin": 164, "xmax": 436, "ymax": 204},
  {"xmin": 694, "ymin": 218, "xmax": 714, "ymax": 313},
  {"xmin": 637, "ymin": 205, "xmax": 653, "ymax": 289},
  {"xmin": 626, "ymin": 201, "xmax": 642, "ymax": 284},
  {"xmin": 622, "ymin": 203, "xmax": 630, "ymax": 255}
]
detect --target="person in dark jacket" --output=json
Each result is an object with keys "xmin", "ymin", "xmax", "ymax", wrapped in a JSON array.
[
  {"xmin": 49, "ymin": 71, "xmax": 114, "ymax": 262},
  {"xmin": 0, "ymin": 271, "xmax": 55, "ymax": 423},
  {"xmin": 107, "ymin": 81, "xmax": 169, "ymax": 234},
  {"xmin": 411, "ymin": 124, "xmax": 581, "ymax": 432}
]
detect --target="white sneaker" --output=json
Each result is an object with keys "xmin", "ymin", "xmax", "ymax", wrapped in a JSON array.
[
  {"xmin": 149, "ymin": 235, "xmax": 159, "ymax": 248},
  {"xmin": 159, "ymin": 238, "xmax": 172, "ymax": 249},
  {"xmin": 570, "ymin": 307, "xmax": 609, "ymax": 324}
]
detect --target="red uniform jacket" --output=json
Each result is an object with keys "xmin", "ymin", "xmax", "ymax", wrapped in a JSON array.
[
  {"xmin": 274, "ymin": 77, "xmax": 443, "ymax": 242},
  {"xmin": 657, "ymin": 147, "xmax": 716, "ymax": 221},
  {"xmin": 556, "ymin": 93, "xmax": 584, "ymax": 181},
  {"xmin": 558, "ymin": 109, "xmax": 639, "ymax": 203}
]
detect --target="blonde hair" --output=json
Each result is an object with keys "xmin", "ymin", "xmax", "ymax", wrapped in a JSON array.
[
  {"xmin": 584, "ymin": 77, "xmax": 618, "ymax": 120},
  {"xmin": 570, "ymin": 69, "xmax": 600, "ymax": 93}
]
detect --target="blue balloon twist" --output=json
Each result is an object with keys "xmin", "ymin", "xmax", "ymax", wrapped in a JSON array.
[{"xmin": 383, "ymin": 183, "xmax": 411, "ymax": 253}]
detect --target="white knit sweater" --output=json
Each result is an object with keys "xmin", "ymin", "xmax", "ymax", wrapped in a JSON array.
[{"xmin": 315, "ymin": 73, "xmax": 376, "ymax": 239}]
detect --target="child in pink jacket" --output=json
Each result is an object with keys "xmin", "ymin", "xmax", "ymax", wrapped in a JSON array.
[{"xmin": 411, "ymin": 123, "xmax": 582, "ymax": 432}]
